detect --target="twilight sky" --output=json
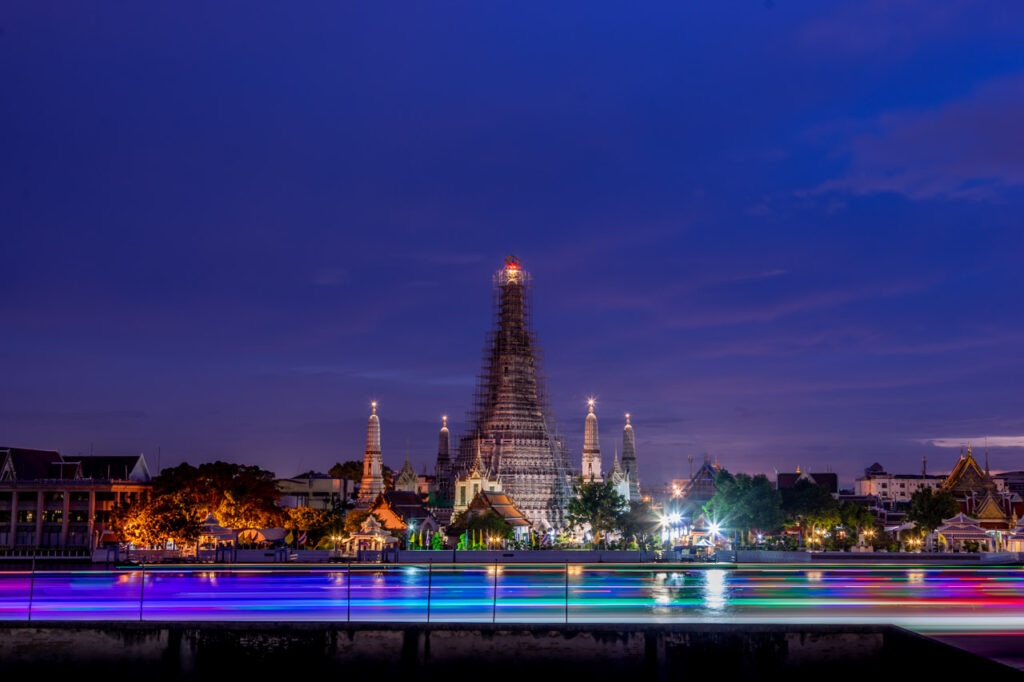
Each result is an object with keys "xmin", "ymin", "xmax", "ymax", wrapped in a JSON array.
[{"xmin": 3, "ymin": 2, "xmax": 1024, "ymax": 488}]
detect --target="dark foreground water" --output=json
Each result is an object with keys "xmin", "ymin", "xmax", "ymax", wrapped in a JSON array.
[{"xmin": 1, "ymin": 563, "xmax": 1022, "ymax": 635}]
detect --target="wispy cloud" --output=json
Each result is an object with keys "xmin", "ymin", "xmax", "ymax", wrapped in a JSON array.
[
  {"xmin": 813, "ymin": 72, "xmax": 1024, "ymax": 201},
  {"xmin": 799, "ymin": 1, "xmax": 1017, "ymax": 56},
  {"xmin": 921, "ymin": 436, "xmax": 1024, "ymax": 448}
]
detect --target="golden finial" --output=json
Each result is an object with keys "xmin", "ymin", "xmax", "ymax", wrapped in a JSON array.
[
  {"xmin": 587, "ymin": 397, "xmax": 595, "ymax": 413},
  {"xmin": 625, "ymin": 412, "xmax": 631, "ymax": 425},
  {"xmin": 442, "ymin": 415, "xmax": 448, "ymax": 428},
  {"xmin": 371, "ymin": 401, "xmax": 377, "ymax": 415}
]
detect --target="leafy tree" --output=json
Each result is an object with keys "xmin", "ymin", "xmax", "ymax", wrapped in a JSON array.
[
  {"xmin": 286, "ymin": 506, "xmax": 329, "ymax": 545},
  {"xmin": 328, "ymin": 461, "xmax": 363, "ymax": 480},
  {"xmin": 838, "ymin": 501, "xmax": 877, "ymax": 541},
  {"xmin": 468, "ymin": 510, "xmax": 513, "ymax": 537},
  {"xmin": 447, "ymin": 509, "xmax": 513, "ymax": 537},
  {"xmin": 617, "ymin": 501, "xmax": 659, "ymax": 548},
  {"xmin": 781, "ymin": 478, "xmax": 840, "ymax": 544},
  {"xmin": 343, "ymin": 509, "xmax": 372, "ymax": 535},
  {"xmin": 906, "ymin": 487, "xmax": 960, "ymax": 535},
  {"xmin": 329, "ymin": 460, "xmax": 394, "ymax": 493},
  {"xmin": 319, "ymin": 500, "xmax": 349, "ymax": 537},
  {"xmin": 567, "ymin": 479, "xmax": 627, "ymax": 545},
  {"xmin": 704, "ymin": 471, "xmax": 783, "ymax": 544},
  {"xmin": 154, "ymin": 461, "xmax": 285, "ymax": 531},
  {"xmin": 111, "ymin": 490, "xmax": 204, "ymax": 548}
]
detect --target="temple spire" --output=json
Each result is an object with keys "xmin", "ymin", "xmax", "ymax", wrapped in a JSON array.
[
  {"xmin": 357, "ymin": 401, "xmax": 385, "ymax": 506},
  {"xmin": 438, "ymin": 415, "xmax": 450, "ymax": 458},
  {"xmin": 621, "ymin": 412, "xmax": 641, "ymax": 502},
  {"xmin": 396, "ymin": 446, "xmax": 418, "ymax": 493},
  {"xmin": 581, "ymin": 398, "xmax": 602, "ymax": 481},
  {"xmin": 471, "ymin": 432, "xmax": 486, "ymax": 475},
  {"xmin": 432, "ymin": 415, "xmax": 453, "ymax": 504},
  {"xmin": 458, "ymin": 255, "xmax": 570, "ymax": 529}
]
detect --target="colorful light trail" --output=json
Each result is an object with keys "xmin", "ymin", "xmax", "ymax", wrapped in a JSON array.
[{"xmin": 1, "ymin": 563, "xmax": 1022, "ymax": 635}]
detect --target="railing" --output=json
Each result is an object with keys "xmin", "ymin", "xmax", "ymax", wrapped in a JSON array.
[
  {"xmin": 3, "ymin": 563, "xmax": 1024, "ymax": 625},
  {"xmin": 0, "ymin": 562, "xmax": 646, "ymax": 623}
]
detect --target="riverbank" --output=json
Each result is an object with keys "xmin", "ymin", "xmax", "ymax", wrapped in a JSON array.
[
  {"xmin": 5, "ymin": 548, "xmax": 1019, "ymax": 567},
  {"xmin": 715, "ymin": 549, "xmax": 1023, "ymax": 565}
]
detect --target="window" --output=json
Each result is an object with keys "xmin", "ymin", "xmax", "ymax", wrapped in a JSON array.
[
  {"xmin": 69, "ymin": 510, "xmax": 88, "ymax": 523},
  {"xmin": 459, "ymin": 487, "xmax": 466, "ymax": 505},
  {"xmin": 42, "ymin": 509, "xmax": 63, "ymax": 523},
  {"xmin": 95, "ymin": 492, "xmax": 115, "ymax": 502},
  {"xmin": 17, "ymin": 491, "xmax": 38, "ymax": 503},
  {"xmin": 44, "ymin": 491, "xmax": 64, "ymax": 503},
  {"xmin": 69, "ymin": 491, "xmax": 89, "ymax": 503},
  {"xmin": 17, "ymin": 510, "xmax": 35, "ymax": 523}
]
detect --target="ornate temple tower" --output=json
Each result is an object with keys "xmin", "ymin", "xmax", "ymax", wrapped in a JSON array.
[
  {"xmin": 433, "ymin": 416, "xmax": 453, "ymax": 502},
  {"xmin": 456, "ymin": 255, "xmax": 571, "ymax": 529},
  {"xmin": 395, "ymin": 452, "xmax": 418, "ymax": 493},
  {"xmin": 609, "ymin": 448, "xmax": 632, "ymax": 502},
  {"xmin": 581, "ymin": 399, "xmax": 603, "ymax": 482},
  {"xmin": 356, "ymin": 401, "xmax": 385, "ymax": 507},
  {"xmin": 621, "ymin": 413, "xmax": 641, "ymax": 502}
]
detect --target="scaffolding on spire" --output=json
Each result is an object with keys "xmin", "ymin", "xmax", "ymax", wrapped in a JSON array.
[{"xmin": 455, "ymin": 255, "xmax": 571, "ymax": 529}]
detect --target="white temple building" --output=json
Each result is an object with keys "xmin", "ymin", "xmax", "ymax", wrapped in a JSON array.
[
  {"xmin": 581, "ymin": 399, "xmax": 603, "ymax": 482},
  {"xmin": 356, "ymin": 402, "xmax": 385, "ymax": 508}
]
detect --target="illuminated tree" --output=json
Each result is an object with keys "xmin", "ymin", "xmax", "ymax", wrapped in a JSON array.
[
  {"xmin": 343, "ymin": 509, "xmax": 372, "ymax": 535},
  {"xmin": 567, "ymin": 478, "xmax": 627, "ymax": 545},
  {"xmin": 906, "ymin": 488, "xmax": 960, "ymax": 535},
  {"xmin": 704, "ymin": 471, "xmax": 783, "ymax": 544},
  {"xmin": 110, "ymin": 490, "xmax": 203, "ymax": 548},
  {"xmin": 154, "ymin": 461, "xmax": 285, "ymax": 532},
  {"xmin": 286, "ymin": 506, "xmax": 328, "ymax": 534}
]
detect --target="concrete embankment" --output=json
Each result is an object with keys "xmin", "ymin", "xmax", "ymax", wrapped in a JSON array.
[
  {"xmin": 0, "ymin": 622, "xmax": 1017, "ymax": 681},
  {"xmin": 716, "ymin": 550, "xmax": 1023, "ymax": 564},
  {"xmin": 386, "ymin": 549, "xmax": 664, "ymax": 563}
]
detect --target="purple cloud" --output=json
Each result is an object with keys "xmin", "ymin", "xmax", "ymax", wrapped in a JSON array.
[{"xmin": 815, "ymin": 73, "xmax": 1024, "ymax": 200}]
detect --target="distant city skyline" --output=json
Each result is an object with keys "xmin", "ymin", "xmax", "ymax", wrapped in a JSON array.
[{"xmin": 3, "ymin": 3, "xmax": 1024, "ymax": 485}]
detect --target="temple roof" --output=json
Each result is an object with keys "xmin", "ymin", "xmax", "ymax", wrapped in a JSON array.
[
  {"xmin": 941, "ymin": 446, "xmax": 995, "ymax": 493},
  {"xmin": 681, "ymin": 458, "xmax": 718, "ymax": 502},
  {"xmin": 468, "ymin": 490, "xmax": 532, "ymax": 527},
  {"xmin": 370, "ymin": 490, "xmax": 436, "ymax": 526},
  {"xmin": 777, "ymin": 471, "xmax": 839, "ymax": 494},
  {"xmin": 395, "ymin": 454, "xmax": 418, "ymax": 492},
  {"xmin": 64, "ymin": 454, "xmax": 150, "ymax": 482},
  {"xmin": 0, "ymin": 447, "xmax": 64, "ymax": 480}
]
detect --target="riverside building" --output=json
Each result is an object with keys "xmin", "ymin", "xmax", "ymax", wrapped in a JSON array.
[{"xmin": 0, "ymin": 447, "xmax": 151, "ymax": 550}]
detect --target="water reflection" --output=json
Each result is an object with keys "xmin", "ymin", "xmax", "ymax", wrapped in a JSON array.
[
  {"xmin": 702, "ymin": 569, "xmax": 726, "ymax": 611},
  {"xmin": 7, "ymin": 565, "xmax": 1024, "ymax": 631}
]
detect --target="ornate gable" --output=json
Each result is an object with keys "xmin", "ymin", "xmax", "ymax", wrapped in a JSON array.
[
  {"xmin": 975, "ymin": 491, "xmax": 1009, "ymax": 522},
  {"xmin": 942, "ymin": 447, "xmax": 995, "ymax": 493}
]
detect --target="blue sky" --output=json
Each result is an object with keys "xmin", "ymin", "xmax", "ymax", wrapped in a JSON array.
[{"xmin": 2, "ymin": 2, "xmax": 1024, "ymax": 487}]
